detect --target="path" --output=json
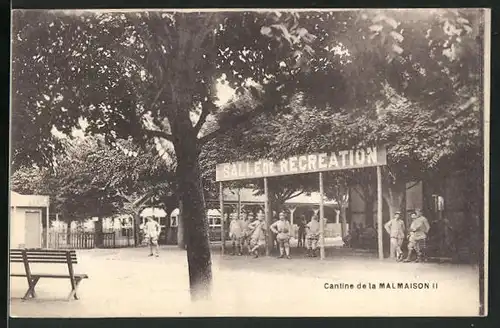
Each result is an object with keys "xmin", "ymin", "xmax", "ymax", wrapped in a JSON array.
[{"xmin": 10, "ymin": 246, "xmax": 480, "ymax": 317}]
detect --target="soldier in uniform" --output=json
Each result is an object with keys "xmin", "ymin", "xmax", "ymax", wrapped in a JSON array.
[
  {"xmin": 248, "ymin": 211, "xmax": 267, "ymax": 258},
  {"xmin": 229, "ymin": 212, "xmax": 243, "ymax": 255},
  {"xmin": 404, "ymin": 209, "xmax": 430, "ymax": 263},
  {"xmin": 384, "ymin": 211, "xmax": 406, "ymax": 261},
  {"xmin": 239, "ymin": 211, "xmax": 250, "ymax": 255},
  {"xmin": 297, "ymin": 215, "xmax": 307, "ymax": 248},
  {"xmin": 306, "ymin": 215, "xmax": 321, "ymax": 257},
  {"xmin": 270, "ymin": 211, "xmax": 292, "ymax": 259}
]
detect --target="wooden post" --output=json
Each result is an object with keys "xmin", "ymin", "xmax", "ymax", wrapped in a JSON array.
[
  {"xmin": 377, "ymin": 166, "xmax": 383, "ymax": 260},
  {"xmin": 177, "ymin": 200, "xmax": 185, "ymax": 249},
  {"xmin": 220, "ymin": 182, "xmax": 225, "ymax": 255},
  {"xmin": 237, "ymin": 188, "xmax": 241, "ymax": 218},
  {"xmin": 46, "ymin": 207, "xmax": 50, "ymax": 248},
  {"xmin": 319, "ymin": 172, "xmax": 325, "ymax": 260},
  {"xmin": 289, "ymin": 206, "xmax": 296, "ymax": 238},
  {"xmin": 264, "ymin": 177, "xmax": 271, "ymax": 256}
]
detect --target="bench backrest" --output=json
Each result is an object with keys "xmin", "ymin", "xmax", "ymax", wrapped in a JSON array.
[{"xmin": 10, "ymin": 249, "xmax": 78, "ymax": 264}]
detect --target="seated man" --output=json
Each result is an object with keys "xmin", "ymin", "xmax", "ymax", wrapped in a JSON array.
[{"xmin": 343, "ymin": 222, "xmax": 360, "ymax": 248}]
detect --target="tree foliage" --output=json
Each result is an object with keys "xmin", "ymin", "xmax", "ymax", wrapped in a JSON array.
[
  {"xmin": 201, "ymin": 9, "xmax": 484, "ymax": 188},
  {"xmin": 11, "ymin": 136, "xmax": 175, "ymax": 221}
]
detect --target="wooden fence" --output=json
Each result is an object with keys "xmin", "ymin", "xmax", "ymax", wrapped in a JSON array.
[{"xmin": 45, "ymin": 230, "xmax": 134, "ymax": 250}]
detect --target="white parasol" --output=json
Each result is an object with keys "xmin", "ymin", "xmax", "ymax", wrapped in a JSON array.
[{"xmin": 140, "ymin": 207, "xmax": 167, "ymax": 218}]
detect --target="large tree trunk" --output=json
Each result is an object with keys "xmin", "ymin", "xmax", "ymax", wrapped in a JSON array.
[
  {"xmin": 134, "ymin": 212, "xmax": 141, "ymax": 247},
  {"xmin": 177, "ymin": 199, "xmax": 186, "ymax": 249},
  {"xmin": 94, "ymin": 217, "xmax": 103, "ymax": 248},
  {"xmin": 339, "ymin": 205, "xmax": 347, "ymax": 238},
  {"xmin": 174, "ymin": 131, "xmax": 212, "ymax": 301},
  {"xmin": 335, "ymin": 185, "xmax": 349, "ymax": 237},
  {"xmin": 363, "ymin": 185, "xmax": 375, "ymax": 228},
  {"xmin": 384, "ymin": 179, "xmax": 406, "ymax": 223}
]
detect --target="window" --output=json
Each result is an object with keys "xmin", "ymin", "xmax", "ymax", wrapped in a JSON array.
[
  {"xmin": 121, "ymin": 227, "xmax": 133, "ymax": 236},
  {"xmin": 207, "ymin": 215, "xmax": 221, "ymax": 227}
]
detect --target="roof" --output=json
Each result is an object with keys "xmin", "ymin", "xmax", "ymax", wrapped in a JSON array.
[
  {"xmin": 207, "ymin": 209, "xmax": 221, "ymax": 216},
  {"xmin": 10, "ymin": 191, "xmax": 50, "ymax": 208},
  {"xmin": 220, "ymin": 188, "xmax": 337, "ymax": 205},
  {"xmin": 170, "ymin": 208, "xmax": 221, "ymax": 217}
]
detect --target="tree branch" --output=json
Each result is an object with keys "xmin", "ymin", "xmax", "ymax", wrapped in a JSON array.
[
  {"xmin": 194, "ymin": 102, "xmax": 214, "ymax": 134},
  {"xmin": 280, "ymin": 189, "xmax": 294, "ymax": 201},
  {"xmin": 150, "ymin": 85, "xmax": 166, "ymax": 111},
  {"xmin": 288, "ymin": 190, "xmax": 305, "ymax": 200},
  {"xmin": 144, "ymin": 129, "xmax": 174, "ymax": 142},
  {"xmin": 198, "ymin": 103, "xmax": 271, "ymax": 145},
  {"xmin": 406, "ymin": 181, "xmax": 420, "ymax": 190},
  {"xmin": 115, "ymin": 190, "xmax": 134, "ymax": 203},
  {"xmin": 133, "ymin": 191, "xmax": 155, "ymax": 207},
  {"xmin": 352, "ymin": 186, "xmax": 366, "ymax": 202}
]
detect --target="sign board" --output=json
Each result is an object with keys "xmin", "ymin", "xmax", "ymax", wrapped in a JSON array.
[{"xmin": 216, "ymin": 146, "xmax": 387, "ymax": 182}]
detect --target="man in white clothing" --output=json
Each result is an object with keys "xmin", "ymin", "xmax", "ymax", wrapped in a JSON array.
[
  {"xmin": 144, "ymin": 216, "xmax": 160, "ymax": 257},
  {"xmin": 384, "ymin": 211, "xmax": 406, "ymax": 261}
]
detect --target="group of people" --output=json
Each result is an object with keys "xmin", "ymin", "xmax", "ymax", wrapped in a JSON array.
[
  {"xmin": 384, "ymin": 208, "xmax": 430, "ymax": 262},
  {"xmin": 228, "ymin": 210, "xmax": 323, "ymax": 259},
  {"xmin": 228, "ymin": 211, "xmax": 267, "ymax": 258},
  {"xmin": 142, "ymin": 207, "xmax": 430, "ymax": 263}
]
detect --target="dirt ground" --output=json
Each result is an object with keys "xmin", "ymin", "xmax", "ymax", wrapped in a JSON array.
[{"xmin": 9, "ymin": 244, "xmax": 480, "ymax": 317}]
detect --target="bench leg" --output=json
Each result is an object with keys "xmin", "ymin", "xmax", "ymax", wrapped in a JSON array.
[
  {"xmin": 67, "ymin": 277, "xmax": 82, "ymax": 301},
  {"xmin": 22, "ymin": 277, "xmax": 40, "ymax": 300}
]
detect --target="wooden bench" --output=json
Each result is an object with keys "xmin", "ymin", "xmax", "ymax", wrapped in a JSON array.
[{"xmin": 10, "ymin": 249, "xmax": 89, "ymax": 301}]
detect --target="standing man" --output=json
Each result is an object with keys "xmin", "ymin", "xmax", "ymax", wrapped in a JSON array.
[
  {"xmin": 229, "ymin": 213, "xmax": 243, "ymax": 255},
  {"xmin": 306, "ymin": 215, "xmax": 320, "ymax": 257},
  {"xmin": 404, "ymin": 209, "xmax": 431, "ymax": 263},
  {"xmin": 297, "ymin": 215, "xmax": 307, "ymax": 248},
  {"xmin": 240, "ymin": 212, "xmax": 250, "ymax": 254},
  {"xmin": 144, "ymin": 216, "xmax": 161, "ymax": 257},
  {"xmin": 384, "ymin": 211, "xmax": 406, "ymax": 261},
  {"xmin": 271, "ymin": 211, "xmax": 279, "ymax": 252},
  {"xmin": 248, "ymin": 211, "xmax": 267, "ymax": 258},
  {"xmin": 270, "ymin": 211, "xmax": 292, "ymax": 259}
]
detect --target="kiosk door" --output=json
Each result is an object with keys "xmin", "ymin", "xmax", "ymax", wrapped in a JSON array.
[{"xmin": 25, "ymin": 210, "xmax": 42, "ymax": 248}]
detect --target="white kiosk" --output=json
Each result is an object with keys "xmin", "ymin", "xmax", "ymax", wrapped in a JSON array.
[{"xmin": 10, "ymin": 191, "xmax": 50, "ymax": 249}]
